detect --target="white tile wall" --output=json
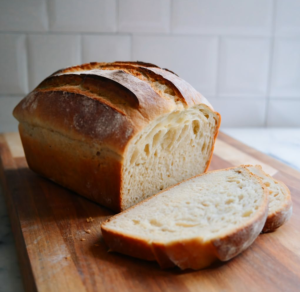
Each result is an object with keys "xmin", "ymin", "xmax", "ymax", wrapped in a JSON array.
[
  {"xmin": 275, "ymin": 0, "xmax": 300, "ymax": 36},
  {"xmin": 0, "ymin": 34, "xmax": 28, "ymax": 94},
  {"xmin": 82, "ymin": 35, "xmax": 131, "ymax": 63},
  {"xmin": 210, "ymin": 98, "xmax": 267, "ymax": 127},
  {"xmin": 267, "ymin": 100, "xmax": 300, "ymax": 127},
  {"xmin": 48, "ymin": 0, "xmax": 116, "ymax": 32},
  {"xmin": 0, "ymin": 97, "xmax": 23, "ymax": 133},
  {"xmin": 0, "ymin": 0, "xmax": 299, "ymax": 131},
  {"xmin": 270, "ymin": 38, "xmax": 300, "ymax": 98},
  {"xmin": 28, "ymin": 35, "xmax": 81, "ymax": 91},
  {"xmin": 172, "ymin": 0, "xmax": 273, "ymax": 35},
  {"xmin": 118, "ymin": 0, "xmax": 170, "ymax": 33},
  {"xmin": 133, "ymin": 36, "xmax": 218, "ymax": 95},
  {"xmin": 219, "ymin": 38, "xmax": 270, "ymax": 97},
  {"xmin": 0, "ymin": 0, "xmax": 48, "ymax": 32}
]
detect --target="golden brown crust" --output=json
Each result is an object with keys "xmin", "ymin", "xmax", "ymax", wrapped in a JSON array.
[
  {"xmin": 13, "ymin": 61, "xmax": 221, "ymax": 212},
  {"xmin": 101, "ymin": 166, "xmax": 269, "ymax": 270},
  {"xmin": 14, "ymin": 90, "xmax": 136, "ymax": 154},
  {"xmin": 101, "ymin": 228, "xmax": 156, "ymax": 261},
  {"xmin": 204, "ymin": 112, "xmax": 221, "ymax": 172},
  {"xmin": 152, "ymin": 239, "xmax": 218, "ymax": 270},
  {"xmin": 262, "ymin": 181, "xmax": 292, "ymax": 233},
  {"xmin": 98, "ymin": 63, "xmax": 188, "ymax": 105},
  {"xmin": 19, "ymin": 123, "xmax": 124, "ymax": 211},
  {"xmin": 243, "ymin": 164, "xmax": 293, "ymax": 233},
  {"xmin": 212, "ymin": 199, "xmax": 268, "ymax": 261}
]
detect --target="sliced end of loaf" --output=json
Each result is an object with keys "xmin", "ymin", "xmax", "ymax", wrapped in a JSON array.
[{"xmin": 121, "ymin": 104, "xmax": 220, "ymax": 210}]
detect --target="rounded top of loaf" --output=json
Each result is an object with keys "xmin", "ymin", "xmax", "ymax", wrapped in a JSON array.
[
  {"xmin": 53, "ymin": 61, "xmax": 213, "ymax": 109},
  {"xmin": 13, "ymin": 61, "xmax": 220, "ymax": 155}
]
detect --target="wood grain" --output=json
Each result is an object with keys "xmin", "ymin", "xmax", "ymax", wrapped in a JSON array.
[{"xmin": 0, "ymin": 132, "xmax": 300, "ymax": 292}]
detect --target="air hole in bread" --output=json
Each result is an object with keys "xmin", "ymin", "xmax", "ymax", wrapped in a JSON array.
[
  {"xmin": 242, "ymin": 210, "xmax": 253, "ymax": 217},
  {"xmin": 201, "ymin": 142, "xmax": 207, "ymax": 153},
  {"xmin": 152, "ymin": 131, "xmax": 162, "ymax": 148},
  {"xmin": 144, "ymin": 144, "xmax": 150, "ymax": 156},
  {"xmin": 176, "ymin": 222, "xmax": 199, "ymax": 227},
  {"xmin": 149, "ymin": 219, "xmax": 162, "ymax": 227},
  {"xmin": 130, "ymin": 149, "xmax": 139, "ymax": 164},
  {"xmin": 161, "ymin": 228, "xmax": 175, "ymax": 233},
  {"xmin": 227, "ymin": 178, "xmax": 241, "ymax": 184},
  {"xmin": 192, "ymin": 120, "xmax": 200, "ymax": 135},
  {"xmin": 225, "ymin": 199, "xmax": 234, "ymax": 204}
]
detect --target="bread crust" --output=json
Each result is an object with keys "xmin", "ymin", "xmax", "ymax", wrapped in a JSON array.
[
  {"xmin": 244, "ymin": 165, "xmax": 293, "ymax": 233},
  {"xmin": 262, "ymin": 180, "xmax": 292, "ymax": 233},
  {"xmin": 18, "ymin": 122, "xmax": 124, "ymax": 210},
  {"xmin": 101, "ymin": 166, "xmax": 269, "ymax": 270},
  {"xmin": 13, "ymin": 62, "xmax": 221, "ymax": 212}
]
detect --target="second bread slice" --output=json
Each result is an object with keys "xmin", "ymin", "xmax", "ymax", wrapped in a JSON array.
[
  {"xmin": 246, "ymin": 165, "xmax": 292, "ymax": 233},
  {"xmin": 101, "ymin": 166, "xmax": 269, "ymax": 270}
]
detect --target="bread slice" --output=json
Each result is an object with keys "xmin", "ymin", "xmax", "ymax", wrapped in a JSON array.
[
  {"xmin": 13, "ymin": 61, "xmax": 220, "ymax": 212},
  {"xmin": 101, "ymin": 166, "xmax": 269, "ymax": 270},
  {"xmin": 245, "ymin": 165, "xmax": 292, "ymax": 233}
]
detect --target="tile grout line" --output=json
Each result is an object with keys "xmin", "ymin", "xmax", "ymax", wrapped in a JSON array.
[
  {"xmin": 169, "ymin": 0, "xmax": 173, "ymax": 34},
  {"xmin": 45, "ymin": 0, "xmax": 50, "ymax": 32},
  {"xmin": 264, "ymin": 0, "xmax": 277, "ymax": 127},
  {"xmin": 0, "ymin": 31, "xmax": 277, "ymax": 38},
  {"xmin": 215, "ymin": 35, "xmax": 222, "ymax": 98},
  {"xmin": 130, "ymin": 34, "xmax": 133, "ymax": 61},
  {"xmin": 116, "ymin": 0, "xmax": 119, "ymax": 33},
  {"xmin": 25, "ymin": 34, "xmax": 30, "ymax": 94},
  {"xmin": 79, "ymin": 34, "xmax": 83, "ymax": 64}
]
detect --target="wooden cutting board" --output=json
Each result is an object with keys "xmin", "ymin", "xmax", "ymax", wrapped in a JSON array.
[{"xmin": 0, "ymin": 132, "xmax": 300, "ymax": 292}]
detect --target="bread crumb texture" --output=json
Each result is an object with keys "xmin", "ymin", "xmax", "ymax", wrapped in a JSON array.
[
  {"xmin": 109, "ymin": 168, "xmax": 265, "ymax": 241},
  {"xmin": 122, "ymin": 104, "xmax": 218, "ymax": 209}
]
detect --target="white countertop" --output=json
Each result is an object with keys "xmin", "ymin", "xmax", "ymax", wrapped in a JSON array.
[
  {"xmin": 0, "ymin": 128, "xmax": 300, "ymax": 292},
  {"xmin": 222, "ymin": 128, "xmax": 300, "ymax": 172}
]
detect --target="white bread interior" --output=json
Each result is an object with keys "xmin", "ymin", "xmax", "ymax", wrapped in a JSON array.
[{"xmin": 122, "ymin": 104, "xmax": 218, "ymax": 210}]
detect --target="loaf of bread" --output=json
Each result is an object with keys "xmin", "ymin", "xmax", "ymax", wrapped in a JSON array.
[
  {"xmin": 101, "ymin": 166, "xmax": 269, "ymax": 270},
  {"xmin": 13, "ymin": 61, "xmax": 221, "ymax": 212},
  {"xmin": 246, "ymin": 165, "xmax": 292, "ymax": 232}
]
